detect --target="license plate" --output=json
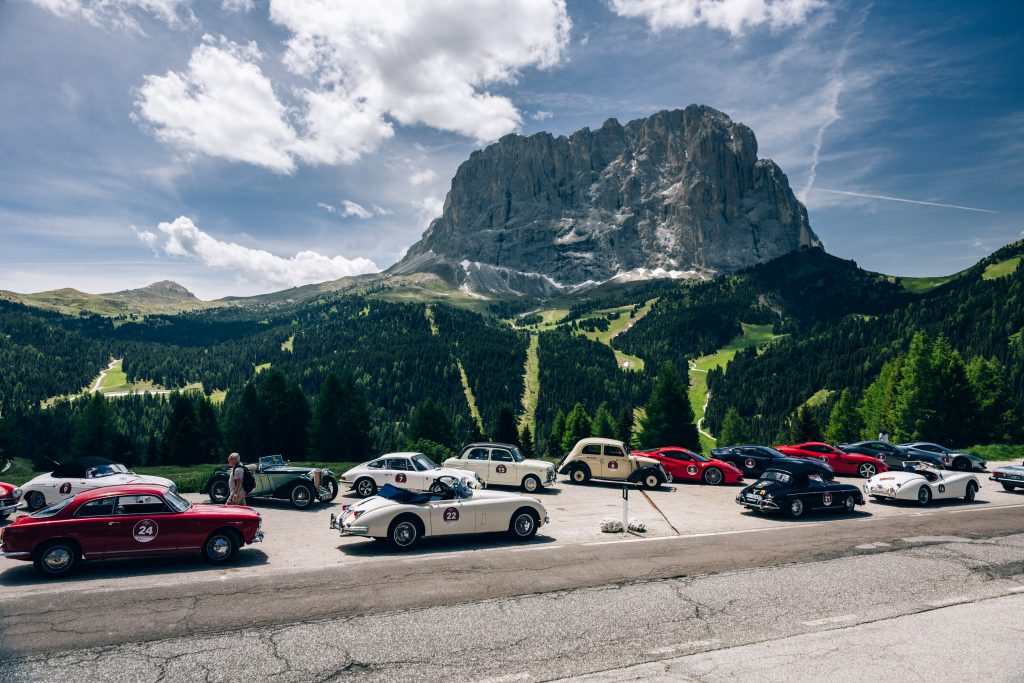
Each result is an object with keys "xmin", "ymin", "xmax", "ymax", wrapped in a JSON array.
[
  {"xmin": 746, "ymin": 494, "xmax": 761, "ymax": 502},
  {"xmin": 1011, "ymin": 475, "xmax": 1023, "ymax": 480}
]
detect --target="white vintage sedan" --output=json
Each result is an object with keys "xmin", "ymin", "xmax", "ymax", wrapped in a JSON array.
[
  {"xmin": 20, "ymin": 456, "xmax": 176, "ymax": 511},
  {"xmin": 443, "ymin": 443, "xmax": 556, "ymax": 492},
  {"xmin": 863, "ymin": 461, "xmax": 979, "ymax": 505},
  {"xmin": 330, "ymin": 475, "xmax": 548, "ymax": 549},
  {"xmin": 339, "ymin": 452, "xmax": 479, "ymax": 498}
]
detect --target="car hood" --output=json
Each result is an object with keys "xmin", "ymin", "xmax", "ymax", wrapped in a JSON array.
[
  {"xmin": 741, "ymin": 480, "xmax": 790, "ymax": 495},
  {"xmin": 633, "ymin": 455, "xmax": 661, "ymax": 467},
  {"xmin": 522, "ymin": 458, "xmax": 554, "ymax": 470},
  {"xmin": 261, "ymin": 466, "xmax": 322, "ymax": 475},
  {"xmin": 993, "ymin": 465, "xmax": 1024, "ymax": 473},
  {"xmin": 190, "ymin": 503, "xmax": 259, "ymax": 518}
]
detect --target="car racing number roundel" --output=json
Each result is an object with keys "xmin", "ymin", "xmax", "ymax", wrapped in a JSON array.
[
  {"xmin": 59, "ymin": 482, "xmax": 73, "ymax": 495},
  {"xmin": 822, "ymin": 492, "xmax": 832, "ymax": 506},
  {"xmin": 133, "ymin": 519, "xmax": 159, "ymax": 543},
  {"xmin": 686, "ymin": 464, "xmax": 699, "ymax": 476},
  {"xmin": 443, "ymin": 507, "xmax": 459, "ymax": 523},
  {"xmin": 496, "ymin": 464, "xmax": 507, "ymax": 474},
  {"xmin": 395, "ymin": 473, "xmax": 407, "ymax": 483},
  {"xmin": 608, "ymin": 460, "xmax": 619, "ymax": 470},
  {"xmin": 744, "ymin": 458, "xmax": 756, "ymax": 469},
  {"xmin": 938, "ymin": 484, "xmax": 946, "ymax": 493}
]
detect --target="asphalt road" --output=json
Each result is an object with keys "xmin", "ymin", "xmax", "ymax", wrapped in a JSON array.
[{"xmin": 3, "ymin": 528, "xmax": 1023, "ymax": 682}]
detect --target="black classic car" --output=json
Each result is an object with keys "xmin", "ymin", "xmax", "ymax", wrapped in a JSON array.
[
  {"xmin": 711, "ymin": 445, "xmax": 805, "ymax": 477},
  {"xmin": 203, "ymin": 455, "xmax": 339, "ymax": 509},
  {"xmin": 736, "ymin": 458, "xmax": 864, "ymax": 518},
  {"xmin": 839, "ymin": 440, "xmax": 943, "ymax": 470}
]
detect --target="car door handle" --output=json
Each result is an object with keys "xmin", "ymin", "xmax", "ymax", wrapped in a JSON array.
[{"xmin": 107, "ymin": 522, "xmax": 120, "ymax": 526}]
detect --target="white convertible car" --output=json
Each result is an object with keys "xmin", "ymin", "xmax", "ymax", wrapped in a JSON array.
[
  {"xmin": 20, "ymin": 456, "xmax": 177, "ymax": 511},
  {"xmin": 339, "ymin": 452, "xmax": 479, "ymax": 498},
  {"xmin": 864, "ymin": 461, "xmax": 979, "ymax": 505},
  {"xmin": 443, "ymin": 442, "xmax": 556, "ymax": 492},
  {"xmin": 330, "ymin": 475, "xmax": 548, "ymax": 549}
]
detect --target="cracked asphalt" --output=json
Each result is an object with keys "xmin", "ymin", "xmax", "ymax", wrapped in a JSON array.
[{"xmin": 3, "ymin": 533, "xmax": 1024, "ymax": 682}]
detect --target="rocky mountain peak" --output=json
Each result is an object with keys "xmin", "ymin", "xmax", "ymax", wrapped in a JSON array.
[{"xmin": 393, "ymin": 104, "xmax": 820, "ymax": 296}]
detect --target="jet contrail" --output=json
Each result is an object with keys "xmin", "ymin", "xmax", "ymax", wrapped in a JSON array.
[{"xmin": 814, "ymin": 188, "xmax": 998, "ymax": 214}]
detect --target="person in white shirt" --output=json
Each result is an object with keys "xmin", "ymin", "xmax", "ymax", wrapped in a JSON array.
[{"xmin": 226, "ymin": 452, "xmax": 246, "ymax": 505}]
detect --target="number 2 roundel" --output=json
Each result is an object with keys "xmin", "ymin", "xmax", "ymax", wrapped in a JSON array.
[
  {"xmin": 443, "ymin": 507, "xmax": 459, "ymax": 522},
  {"xmin": 133, "ymin": 519, "xmax": 159, "ymax": 543}
]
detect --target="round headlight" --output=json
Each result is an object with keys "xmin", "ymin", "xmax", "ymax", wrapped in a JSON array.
[{"xmin": 12, "ymin": 488, "xmax": 21, "ymax": 499}]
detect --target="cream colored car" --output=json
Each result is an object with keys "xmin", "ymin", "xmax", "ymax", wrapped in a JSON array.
[
  {"xmin": 444, "ymin": 443, "xmax": 557, "ymax": 493},
  {"xmin": 557, "ymin": 437, "xmax": 672, "ymax": 489}
]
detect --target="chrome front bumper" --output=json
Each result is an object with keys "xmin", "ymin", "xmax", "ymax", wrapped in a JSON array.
[
  {"xmin": 0, "ymin": 501, "xmax": 19, "ymax": 514},
  {"xmin": 736, "ymin": 495, "xmax": 779, "ymax": 511}
]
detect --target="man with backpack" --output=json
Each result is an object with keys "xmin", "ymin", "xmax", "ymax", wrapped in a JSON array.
[{"xmin": 226, "ymin": 452, "xmax": 248, "ymax": 505}]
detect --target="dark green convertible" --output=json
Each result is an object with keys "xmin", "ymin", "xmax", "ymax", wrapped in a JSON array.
[{"xmin": 203, "ymin": 455, "xmax": 339, "ymax": 509}]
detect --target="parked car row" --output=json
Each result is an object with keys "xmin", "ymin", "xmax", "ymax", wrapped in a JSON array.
[{"xmin": 0, "ymin": 443, "xmax": 1016, "ymax": 578}]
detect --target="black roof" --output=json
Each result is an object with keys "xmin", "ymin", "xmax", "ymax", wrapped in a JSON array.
[
  {"xmin": 764, "ymin": 457, "xmax": 834, "ymax": 478},
  {"xmin": 52, "ymin": 456, "xmax": 119, "ymax": 478}
]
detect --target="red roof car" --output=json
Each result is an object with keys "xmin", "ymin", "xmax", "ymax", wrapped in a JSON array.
[
  {"xmin": 775, "ymin": 442, "xmax": 888, "ymax": 478},
  {"xmin": 0, "ymin": 484, "xmax": 263, "ymax": 578},
  {"xmin": 632, "ymin": 447, "xmax": 745, "ymax": 485}
]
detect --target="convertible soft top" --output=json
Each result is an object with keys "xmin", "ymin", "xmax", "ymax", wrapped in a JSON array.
[
  {"xmin": 378, "ymin": 484, "xmax": 434, "ymax": 505},
  {"xmin": 51, "ymin": 456, "xmax": 118, "ymax": 479}
]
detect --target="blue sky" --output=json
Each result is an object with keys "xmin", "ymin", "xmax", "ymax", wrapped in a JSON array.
[{"xmin": 1, "ymin": 0, "xmax": 1021, "ymax": 298}]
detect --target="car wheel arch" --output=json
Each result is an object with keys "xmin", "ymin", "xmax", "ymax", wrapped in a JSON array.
[{"xmin": 508, "ymin": 507, "xmax": 540, "ymax": 538}]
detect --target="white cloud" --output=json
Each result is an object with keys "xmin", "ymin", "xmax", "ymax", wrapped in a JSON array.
[
  {"xmin": 532, "ymin": 110, "xmax": 554, "ymax": 121},
  {"xmin": 269, "ymin": 0, "xmax": 571, "ymax": 143},
  {"xmin": 221, "ymin": 0, "xmax": 254, "ymax": 12},
  {"xmin": 413, "ymin": 196, "xmax": 445, "ymax": 228},
  {"xmin": 146, "ymin": 216, "xmax": 378, "ymax": 288},
  {"xmin": 409, "ymin": 169, "xmax": 438, "ymax": 186},
  {"xmin": 131, "ymin": 225, "xmax": 159, "ymax": 248},
  {"xmin": 30, "ymin": 0, "xmax": 193, "ymax": 32},
  {"xmin": 317, "ymin": 201, "xmax": 391, "ymax": 219},
  {"xmin": 135, "ymin": 36, "xmax": 300, "ymax": 173},
  {"xmin": 609, "ymin": 0, "xmax": 825, "ymax": 36}
]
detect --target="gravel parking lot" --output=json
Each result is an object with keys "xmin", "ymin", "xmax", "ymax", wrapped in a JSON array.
[{"xmin": 2, "ymin": 461, "xmax": 1022, "ymax": 599}]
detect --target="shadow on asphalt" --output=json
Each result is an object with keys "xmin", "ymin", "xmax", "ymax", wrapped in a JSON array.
[
  {"xmin": 0, "ymin": 549, "xmax": 270, "ymax": 587},
  {"xmin": 336, "ymin": 533, "xmax": 560, "ymax": 557},
  {"xmin": 739, "ymin": 509, "xmax": 875, "ymax": 522}
]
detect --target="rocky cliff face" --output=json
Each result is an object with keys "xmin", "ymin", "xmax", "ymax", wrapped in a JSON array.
[{"xmin": 394, "ymin": 105, "xmax": 820, "ymax": 296}]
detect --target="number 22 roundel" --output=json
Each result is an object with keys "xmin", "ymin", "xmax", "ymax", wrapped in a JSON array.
[{"xmin": 443, "ymin": 507, "xmax": 460, "ymax": 523}]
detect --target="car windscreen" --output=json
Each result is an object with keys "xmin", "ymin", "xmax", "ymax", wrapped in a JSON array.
[
  {"xmin": 754, "ymin": 470, "xmax": 792, "ymax": 485},
  {"xmin": 412, "ymin": 455, "xmax": 439, "ymax": 471},
  {"xmin": 510, "ymin": 448, "xmax": 525, "ymax": 463},
  {"xmin": 86, "ymin": 464, "xmax": 129, "ymax": 478},
  {"xmin": 164, "ymin": 489, "xmax": 191, "ymax": 513},
  {"xmin": 687, "ymin": 451, "xmax": 709, "ymax": 463},
  {"xmin": 30, "ymin": 497, "xmax": 75, "ymax": 518}
]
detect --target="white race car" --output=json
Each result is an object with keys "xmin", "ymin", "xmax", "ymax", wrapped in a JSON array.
[
  {"xmin": 443, "ymin": 442, "xmax": 556, "ymax": 492},
  {"xmin": 330, "ymin": 475, "xmax": 548, "ymax": 549},
  {"xmin": 20, "ymin": 457, "xmax": 176, "ymax": 511},
  {"xmin": 863, "ymin": 461, "xmax": 979, "ymax": 505},
  {"xmin": 339, "ymin": 452, "xmax": 480, "ymax": 498}
]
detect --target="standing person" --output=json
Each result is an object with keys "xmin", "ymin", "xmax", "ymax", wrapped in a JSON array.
[
  {"xmin": 226, "ymin": 452, "xmax": 246, "ymax": 506},
  {"xmin": 879, "ymin": 429, "xmax": 889, "ymax": 444}
]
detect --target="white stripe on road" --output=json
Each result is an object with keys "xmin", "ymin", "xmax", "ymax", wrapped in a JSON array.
[
  {"xmin": 803, "ymin": 614, "xmax": 857, "ymax": 627},
  {"xmin": 647, "ymin": 639, "xmax": 719, "ymax": 656},
  {"xmin": 510, "ymin": 545, "xmax": 563, "ymax": 552},
  {"xmin": 582, "ymin": 524, "xmax": 823, "ymax": 546},
  {"xmin": 1008, "ymin": 586, "xmax": 1024, "ymax": 594}
]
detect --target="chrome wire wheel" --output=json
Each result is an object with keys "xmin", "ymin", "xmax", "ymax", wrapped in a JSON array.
[
  {"xmin": 209, "ymin": 480, "xmax": 229, "ymax": 504},
  {"xmin": 514, "ymin": 513, "xmax": 535, "ymax": 537},
  {"xmin": 392, "ymin": 521, "xmax": 417, "ymax": 548},
  {"xmin": 788, "ymin": 498, "xmax": 805, "ymax": 518},
  {"xmin": 291, "ymin": 484, "xmax": 313, "ymax": 508}
]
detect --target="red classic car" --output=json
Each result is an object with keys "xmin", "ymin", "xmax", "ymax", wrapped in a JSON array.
[
  {"xmin": 0, "ymin": 484, "xmax": 263, "ymax": 577},
  {"xmin": 775, "ymin": 441, "xmax": 887, "ymax": 478},
  {"xmin": 0, "ymin": 481, "xmax": 22, "ymax": 520},
  {"xmin": 632, "ymin": 447, "xmax": 745, "ymax": 485}
]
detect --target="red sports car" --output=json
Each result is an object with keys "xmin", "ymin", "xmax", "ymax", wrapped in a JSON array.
[
  {"xmin": 632, "ymin": 447, "xmax": 745, "ymax": 485},
  {"xmin": 775, "ymin": 441, "xmax": 887, "ymax": 478},
  {"xmin": 0, "ymin": 481, "xmax": 22, "ymax": 520},
  {"xmin": 0, "ymin": 484, "xmax": 263, "ymax": 577}
]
